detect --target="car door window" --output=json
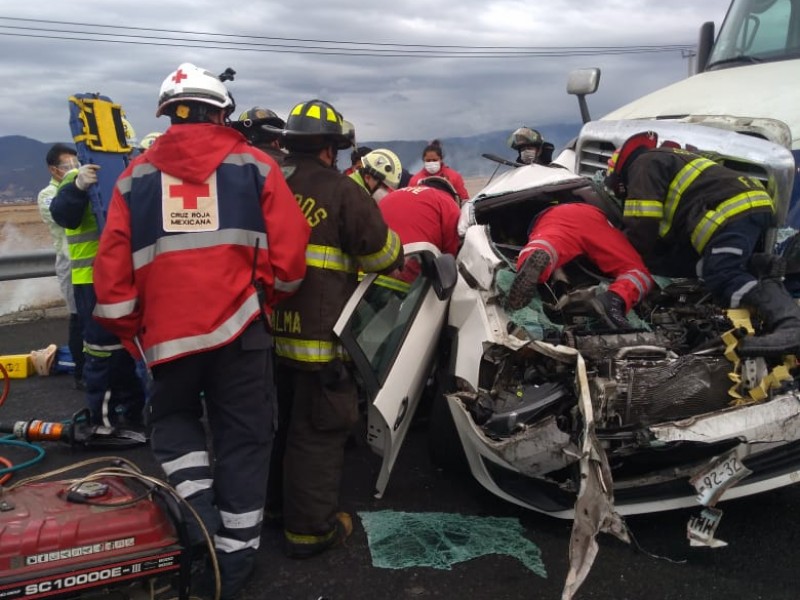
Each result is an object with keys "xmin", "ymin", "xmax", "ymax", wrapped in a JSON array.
[{"xmin": 348, "ymin": 255, "xmax": 429, "ymax": 385}]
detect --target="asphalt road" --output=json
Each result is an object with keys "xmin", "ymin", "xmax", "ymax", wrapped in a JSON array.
[{"xmin": 1, "ymin": 315, "xmax": 799, "ymax": 600}]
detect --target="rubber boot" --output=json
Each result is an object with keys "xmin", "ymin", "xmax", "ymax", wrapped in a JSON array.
[
  {"xmin": 215, "ymin": 549, "xmax": 257, "ymax": 600},
  {"xmin": 284, "ymin": 512, "xmax": 353, "ymax": 559},
  {"xmin": 738, "ymin": 279, "xmax": 800, "ymax": 357},
  {"xmin": 506, "ymin": 249, "xmax": 551, "ymax": 311},
  {"xmin": 589, "ymin": 290, "xmax": 632, "ymax": 330}
]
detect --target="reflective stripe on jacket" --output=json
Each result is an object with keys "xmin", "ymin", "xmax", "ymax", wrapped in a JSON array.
[
  {"xmin": 92, "ymin": 124, "xmax": 310, "ymax": 366},
  {"xmin": 65, "ymin": 205, "xmax": 100, "ymax": 285},
  {"xmin": 622, "ymin": 148, "xmax": 775, "ymax": 256},
  {"xmin": 274, "ymin": 154, "xmax": 402, "ymax": 368}
]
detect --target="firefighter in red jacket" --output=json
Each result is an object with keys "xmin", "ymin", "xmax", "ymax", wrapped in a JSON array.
[
  {"xmin": 379, "ymin": 175, "xmax": 462, "ymax": 255},
  {"xmin": 92, "ymin": 63, "xmax": 310, "ymax": 599},
  {"xmin": 270, "ymin": 99, "xmax": 403, "ymax": 559},
  {"xmin": 506, "ymin": 202, "xmax": 654, "ymax": 329},
  {"xmin": 606, "ymin": 130, "xmax": 800, "ymax": 356}
]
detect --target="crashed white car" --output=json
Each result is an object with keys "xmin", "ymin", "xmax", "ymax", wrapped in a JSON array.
[{"xmin": 335, "ymin": 121, "xmax": 800, "ymax": 534}]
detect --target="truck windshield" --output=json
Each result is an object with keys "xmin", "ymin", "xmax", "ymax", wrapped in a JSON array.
[{"xmin": 707, "ymin": 0, "xmax": 800, "ymax": 68}]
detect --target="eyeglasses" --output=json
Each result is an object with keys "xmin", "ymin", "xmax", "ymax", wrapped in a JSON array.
[{"xmin": 56, "ymin": 160, "xmax": 79, "ymax": 171}]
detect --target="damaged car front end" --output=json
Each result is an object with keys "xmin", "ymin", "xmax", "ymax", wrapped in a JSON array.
[
  {"xmin": 443, "ymin": 121, "xmax": 800, "ymax": 524},
  {"xmin": 334, "ymin": 120, "xmax": 800, "ymax": 596}
]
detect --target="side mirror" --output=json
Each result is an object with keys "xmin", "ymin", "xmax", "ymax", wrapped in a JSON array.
[
  {"xmin": 696, "ymin": 21, "xmax": 715, "ymax": 73},
  {"xmin": 566, "ymin": 68, "xmax": 601, "ymax": 124},
  {"xmin": 429, "ymin": 253, "xmax": 457, "ymax": 301}
]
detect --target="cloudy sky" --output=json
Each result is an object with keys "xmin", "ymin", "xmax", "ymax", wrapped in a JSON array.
[{"xmin": 0, "ymin": 0, "xmax": 731, "ymax": 145}]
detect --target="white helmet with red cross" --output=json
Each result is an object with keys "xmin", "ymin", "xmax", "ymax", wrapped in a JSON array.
[{"xmin": 156, "ymin": 63, "xmax": 234, "ymax": 117}]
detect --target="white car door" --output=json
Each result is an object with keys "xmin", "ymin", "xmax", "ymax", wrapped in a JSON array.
[{"xmin": 334, "ymin": 242, "xmax": 456, "ymax": 498}]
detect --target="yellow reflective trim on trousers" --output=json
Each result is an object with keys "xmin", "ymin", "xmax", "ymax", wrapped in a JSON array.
[
  {"xmin": 274, "ymin": 336, "xmax": 348, "ymax": 363},
  {"xmin": 374, "ymin": 275, "xmax": 411, "ymax": 293},
  {"xmin": 306, "ymin": 244, "xmax": 357, "ymax": 273},
  {"xmin": 358, "ymin": 230, "xmax": 401, "ymax": 272},
  {"xmin": 285, "ymin": 528, "xmax": 337, "ymax": 545},
  {"xmin": 623, "ymin": 200, "xmax": 663, "ymax": 219},
  {"xmin": 660, "ymin": 157, "xmax": 716, "ymax": 237},
  {"xmin": 690, "ymin": 190, "xmax": 775, "ymax": 252}
]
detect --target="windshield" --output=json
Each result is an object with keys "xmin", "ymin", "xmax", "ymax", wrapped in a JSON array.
[{"xmin": 707, "ymin": 0, "xmax": 800, "ymax": 68}]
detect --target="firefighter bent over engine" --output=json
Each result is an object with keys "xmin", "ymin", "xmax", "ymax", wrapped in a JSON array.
[{"xmin": 606, "ymin": 131, "xmax": 800, "ymax": 356}]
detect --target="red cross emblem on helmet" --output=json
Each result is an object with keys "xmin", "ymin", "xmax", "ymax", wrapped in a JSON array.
[{"xmin": 172, "ymin": 69, "xmax": 188, "ymax": 84}]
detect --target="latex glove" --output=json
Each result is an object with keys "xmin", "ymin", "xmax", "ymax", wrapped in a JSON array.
[
  {"xmin": 457, "ymin": 200, "xmax": 475, "ymax": 237},
  {"xmin": 76, "ymin": 164, "xmax": 101, "ymax": 191}
]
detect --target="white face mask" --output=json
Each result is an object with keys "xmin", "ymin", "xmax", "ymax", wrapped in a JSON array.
[
  {"xmin": 372, "ymin": 186, "xmax": 390, "ymax": 203},
  {"xmin": 424, "ymin": 160, "xmax": 441, "ymax": 174},
  {"xmin": 520, "ymin": 148, "xmax": 539, "ymax": 165}
]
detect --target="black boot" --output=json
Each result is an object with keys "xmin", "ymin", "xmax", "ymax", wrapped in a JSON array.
[
  {"xmin": 589, "ymin": 290, "xmax": 632, "ymax": 330},
  {"xmin": 506, "ymin": 249, "xmax": 551, "ymax": 311},
  {"xmin": 738, "ymin": 279, "xmax": 800, "ymax": 357}
]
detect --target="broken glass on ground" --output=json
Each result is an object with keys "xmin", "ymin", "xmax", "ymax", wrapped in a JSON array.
[{"xmin": 358, "ymin": 510, "xmax": 547, "ymax": 578}]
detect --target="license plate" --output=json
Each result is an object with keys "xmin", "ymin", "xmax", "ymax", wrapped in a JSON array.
[
  {"xmin": 687, "ymin": 507, "xmax": 728, "ymax": 548},
  {"xmin": 689, "ymin": 450, "xmax": 752, "ymax": 506}
]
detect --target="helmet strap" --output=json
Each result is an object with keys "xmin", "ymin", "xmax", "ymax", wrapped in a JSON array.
[
  {"xmin": 320, "ymin": 144, "xmax": 338, "ymax": 168},
  {"xmin": 363, "ymin": 172, "xmax": 381, "ymax": 194}
]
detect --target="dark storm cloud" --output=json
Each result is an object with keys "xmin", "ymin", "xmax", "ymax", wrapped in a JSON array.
[{"xmin": 0, "ymin": 0, "xmax": 731, "ymax": 143}]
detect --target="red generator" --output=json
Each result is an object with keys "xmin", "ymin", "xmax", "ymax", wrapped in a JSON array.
[{"xmin": 0, "ymin": 474, "xmax": 189, "ymax": 599}]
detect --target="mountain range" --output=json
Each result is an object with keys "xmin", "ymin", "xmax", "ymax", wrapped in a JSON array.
[{"xmin": 0, "ymin": 123, "xmax": 581, "ymax": 203}]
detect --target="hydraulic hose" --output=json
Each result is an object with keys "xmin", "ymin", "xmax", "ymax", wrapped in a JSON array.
[
  {"xmin": 0, "ymin": 438, "xmax": 46, "ymax": 480},
  {"xmin": 0, "ymin": 362, "xmax": 49, "ymax": 483}
]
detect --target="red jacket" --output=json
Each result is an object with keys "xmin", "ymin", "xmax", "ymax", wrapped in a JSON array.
[
  {"xmin": 517, "ymin": 203, "xmax": 653, "ymax": 311},
  {"xmin": 93, "ymin": 124, "xmax": 310, "ymax": 366},
  {"xmin": 409, "ymin": 163, "xmax": 469, "ymax": 202},
  {"xmin": 379, "ymin": 185, "xmax": 461, "ymax": 256}
]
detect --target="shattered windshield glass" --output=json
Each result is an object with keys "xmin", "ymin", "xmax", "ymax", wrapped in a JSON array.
[{"xmin": 359, "ymin": 510, "xmax": 547, "ymax": 577}]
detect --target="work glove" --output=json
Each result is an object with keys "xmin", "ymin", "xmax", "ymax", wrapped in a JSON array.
[
  {"xmin": 75, "ymin": 164, "xmax": 101, "ymax": 191},
  {"xmin": 589, "ymin": 290, "xmax": 632, "ymax": 330},
  {"xmin": 457, "ymin": 200, "xmax": 475, "ymax": 237},
  {"xmin": 748, "ymin": 252, "xmax": 786, "ymax": 280}
]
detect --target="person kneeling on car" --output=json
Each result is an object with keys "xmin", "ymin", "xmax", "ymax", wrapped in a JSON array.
[{"xmin": 506, "ymin": 202, "xmax": 654, "ymax": 329}]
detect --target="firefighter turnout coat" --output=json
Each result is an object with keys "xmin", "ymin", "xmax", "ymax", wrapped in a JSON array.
[
  {"xmin": 622, "ymin": 147, "xmax": 775, "ymax": 258},
  {"xmin": 93, "ymin": 124, "xmax": 310, "ymax": 366},
  {"xmin": 273, "ymin": 154, "xmax": 403, "ymax": 368}
]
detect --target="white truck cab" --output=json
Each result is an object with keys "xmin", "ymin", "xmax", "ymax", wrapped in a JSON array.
[{"xmin": 567, "ymin": 0, "xmax": 800, "ymax": 225}]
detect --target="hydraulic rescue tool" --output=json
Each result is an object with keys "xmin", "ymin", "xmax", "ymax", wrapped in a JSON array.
[{"xmin": 0, "ymin": 408, "xmax": 146, "ymax": 450}]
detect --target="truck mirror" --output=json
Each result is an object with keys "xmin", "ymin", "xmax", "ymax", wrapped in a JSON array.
[
  {"xmin": 696, "ymin": 21, "xmax": 715, "ymax": 73},
  {"xmin": 567, "ymin": 68, "xmax": 600, "ymax": 96},
  {"xmin": 566, "ymin": 68, "xmax": 601, "ymax": 124}
]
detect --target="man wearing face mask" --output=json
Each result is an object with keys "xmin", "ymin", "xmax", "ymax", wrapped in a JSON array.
[
  {"xmin": 408, "ymin": 139, "xmax": 469, "ymax": 203},
  {"xmin": 508, "ymin": 127, "xmax": 552, "ymax": 166},
  {"xmin": 37, "ymin": 143, "xmax": 85, "ymax": 389},
  {"xmin": 349, "ymin": 148, "xmax": 403, "ymax": 202},
  {"xmin": 271, "ymin": 99, "xmax": 404, "ymax": 559}
]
